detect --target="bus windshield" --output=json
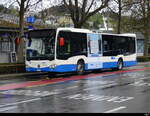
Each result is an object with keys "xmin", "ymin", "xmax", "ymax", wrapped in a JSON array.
[{"xmin": 26, "ymin": 29, "xmax": 56, "ymax": 61}]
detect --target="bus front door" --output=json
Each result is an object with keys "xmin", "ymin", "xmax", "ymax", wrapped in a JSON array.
[{"xmin": 87, "ymin": 33, "xmax": 102, "ymax": 70}]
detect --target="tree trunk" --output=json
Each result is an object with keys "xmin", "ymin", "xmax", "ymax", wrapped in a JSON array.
[
  {"xmin": 74, "ymin": 21, "xmax": 83, "ymax": 28},
  {"xmin": 144, "ymin": 32, "xmax": 149, "ymax": 56},
  {"xmin": 74, "ymin": 23, "xmax": 82, "ymax": 28},
  {"xmin": 117, "ymin": 0, "xmax": 122, "ymax": 34},
  {"xmin": 63, "ymin": 0, "xmax": 109, "ymax": 29},
  {"xmin": 17, "ymin": 1, "xmax": 25, "ymax": 63}
]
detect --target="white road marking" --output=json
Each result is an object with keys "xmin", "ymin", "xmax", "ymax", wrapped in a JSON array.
[
  {"xmin": 0, "ymin": 106, "xmax": 18, "ymax": 112},
  {"xmin": 0, "ymin": 98, "xmax": 41, "ymax": 108},
  {"xmin": 83, "ymin": 80, "xmax": 116, "ymax": 85},
  {"xmin": 0, "ymin": 86, "xmax": 79, "ymax": 97},
  {"xmin": 104, "ymin": 106, "xmax": 126, "ymax": 113},
  {"xmin": 66, "ymin": 86, "xmax": 78, "ymax": 89},
  {"xmin": 62, "ymin": 94, "xmax": 134, "ymax": 103},
  {"xmin": 0, "ymin": 90, "xmax": 60, "ymax": 97}
]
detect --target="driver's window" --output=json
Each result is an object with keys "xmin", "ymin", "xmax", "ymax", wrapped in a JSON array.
[{"xmin": 45, "ymin": 38, "xmax": 55, "ymax": 54}]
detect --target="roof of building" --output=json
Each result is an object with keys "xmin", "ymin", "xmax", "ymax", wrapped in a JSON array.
[{"xmin": 0, "ymin": 27, "xmax": 27, "ymax": 32}]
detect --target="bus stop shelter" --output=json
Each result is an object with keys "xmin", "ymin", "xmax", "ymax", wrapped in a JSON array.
[{"xmin": 0, "ymin": 27, "xmax": 20, "ymax": 63}]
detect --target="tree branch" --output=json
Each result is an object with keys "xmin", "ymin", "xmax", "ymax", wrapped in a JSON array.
[
  {"xmin": 86, "ymin": 0, "xmax": 95, "ymax": 15},
  {"xmin": 16, "ymin": 0, "xmax": 21, "ymax": 6},
  {"xmin": 63, "ymin": 0, "xmax": 76, "ymax": 23},
  {"xmin": 87, "ymin": 0, "xmax": 110, "ymax": 18},
  {"xmin": 75, "ymin": 0, "xmax": 79, "ymax": 22},
  {"xmin": 25, "ymin": 0, "xmax": 42, "ymax": 11}
]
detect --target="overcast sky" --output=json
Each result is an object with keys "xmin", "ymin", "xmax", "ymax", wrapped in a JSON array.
[
  {"xmin": 0, "ymin": 0, "xmax": 118, "ymax": 15},
  {"xmin": 0, "ymin": 0, "xmax": 59, "ymax": 12}
]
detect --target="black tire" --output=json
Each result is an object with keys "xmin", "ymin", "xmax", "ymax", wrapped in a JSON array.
[
  {"xmin": 112, "ymin": 59, "xmax": 123, "ymax": 71},
  {"xmin": 117, "ymin": 59, "xmax": 123, "ymax": 70},
  {"xmin": 76, "ymin": 60, "xmax": 85, "ymax": 75},
  {"xmin": 48, "ymin": 72, "xmax": 56, "ymax": 78}
]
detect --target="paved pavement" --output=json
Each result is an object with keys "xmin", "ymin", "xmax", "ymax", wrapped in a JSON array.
[
  {"xmin": 0, "ymin": 62, "xmax": 150, "ymax": 113},
  {"xmin": 0, "ymin": 72, "xmax": 47, "ymax": 78}
]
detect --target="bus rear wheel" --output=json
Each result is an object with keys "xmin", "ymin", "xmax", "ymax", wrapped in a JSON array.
[
  {"xmin": 117, "ymin": 59, "xmax": 123, "ymax": 70},
  {"xmin": 76, "ymin": 60, "xmax": 85, "ymax": 75},
  {"xmin": 112, "ymin": 59, "xmax": 123, "ymax": 71}
]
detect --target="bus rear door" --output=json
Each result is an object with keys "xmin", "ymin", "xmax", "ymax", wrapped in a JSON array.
[{"xmin": 87, "ymin": 33, "xmax": 102, "ymax": 70}]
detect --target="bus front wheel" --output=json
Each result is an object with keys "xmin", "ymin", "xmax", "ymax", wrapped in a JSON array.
[
  {"xmin": 76, "ymin": 60, "xmax": 85, "ymax": 75},
  {"xmin": 48, "ymin": 72, "xmax": 56, "ymax": 78}
]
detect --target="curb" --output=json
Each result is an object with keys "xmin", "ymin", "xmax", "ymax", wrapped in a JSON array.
[{"xmin": 137, "ymin": 62, "xmax": 150, "ymax": 65}]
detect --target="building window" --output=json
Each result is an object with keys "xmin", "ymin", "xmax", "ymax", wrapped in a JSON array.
[
  {"xmin": 0, "ymin": 34, "xmax": 13, "ymax": 53},
  {"xmin": 137, "ymin": 40, "xmax": 144, "ymax": 53}
]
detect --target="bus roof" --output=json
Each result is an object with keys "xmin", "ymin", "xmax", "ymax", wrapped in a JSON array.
[
  {"xmin": 57, "ymin": 27, "xmax": 92, "ymax": 33},
  {"xmin": 28, "ymin": 28, "xmax": 92, "ymax": 33},
  {"xmin": 57, "ymin": 28, "xmax": 136, "ymax": 37},
  {"xmin": 27, "ymin": 28, "xmax": 136, "ymax": 38},
  {"xmin": 100, "ymin": 33, "xmax": 136, "ymax": 38}
]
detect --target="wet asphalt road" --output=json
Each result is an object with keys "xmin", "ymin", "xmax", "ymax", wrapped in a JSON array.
[{"xmin": 0, "ymin": 63, "xmax": 150, "ymax": 113}]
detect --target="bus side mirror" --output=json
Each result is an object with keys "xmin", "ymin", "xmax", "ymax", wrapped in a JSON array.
[{"xmin": 59, "ymin": 37, "xmax": 64, "ymax": 46}]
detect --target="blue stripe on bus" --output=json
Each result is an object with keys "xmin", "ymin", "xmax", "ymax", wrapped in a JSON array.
[
  {"xmin": 26, "ymin": 61, "xmax": 137, "ymax": 72},
  {"xmin": 103, "ymin": 61, "xmax": 137, "ymax": 69},
  {"xmin": 123, "ymin": 61, "xmax": 137, "ymax": 67},
  {"xmin": 103, "ymin": 62, "xmax": 118, "ymax": 69},
  {"xmin": 54, "ymin": 64, "xmax": 76, "ymax": 72},
  {"xmin": 26, "ymin": 64, "xmax": 77, "ymax": 72},
  {"xmin": 89, "ymin": 54, "xmax": 100, "ymax": 57}
]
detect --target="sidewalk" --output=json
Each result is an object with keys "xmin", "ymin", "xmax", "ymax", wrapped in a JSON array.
[
  {"xmin": 0, "ymin": 72, "xmax": 47, "ymax": 78},
  {"xmin": 137, "ymin": 62, "xmax": 150, "ymax": 65},
  {"xmin": 0, "ymin": 63, "xmax": 48, "ymax": 78}
]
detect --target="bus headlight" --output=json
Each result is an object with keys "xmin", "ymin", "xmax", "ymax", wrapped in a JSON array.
[
  {"xmin": 49, "ymin": 64, "xmax": 56, "ymax": 69},
  {"xmin": 26, "ymin": 65, "xmax": 30, "ymax": 68},
  {"xmin": 26, "ymin": 61, "xmax": 31, "ymax": 68},
  {"xmin": 26, "ymin": 64, "xmax": 31, "ymax": 68}
]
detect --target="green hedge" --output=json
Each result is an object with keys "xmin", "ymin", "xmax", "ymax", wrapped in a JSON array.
[
  {"xmin": 0, "ymin": 63, "xmax": 25, "ymax": 74},
  {"xmin": 137, "ymin": 56, "xmax": 150, "ymax": 62}
]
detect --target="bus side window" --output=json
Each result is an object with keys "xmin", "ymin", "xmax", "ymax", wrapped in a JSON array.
[
  {"xmin": 57, "ymin": 31, "xmax": 73, "ymax": 59},
  {"xmin": 103, "ymin": 40, "xmax": 109, "ymax": 52},
  {"xmin": 57, "ymin": 31, "xmax": 87, "ymax": 60}
]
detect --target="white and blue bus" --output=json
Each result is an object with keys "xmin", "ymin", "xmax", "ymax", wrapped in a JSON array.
[{"xmin": 25, "ymin": 28, "xmax": 137, "ymax": 77}]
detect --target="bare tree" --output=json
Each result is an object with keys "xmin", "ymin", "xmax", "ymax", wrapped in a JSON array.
[
  {"xmin": 63, "ymin": 0, "xmax": 110, "ymax": 28},
  {"xmin": 130, "ymin": 0, "xmax": 150, "ymax": 56},
  {"xmin": 107, "ymin": 0, "xmax": 136, "ymax": 34}
]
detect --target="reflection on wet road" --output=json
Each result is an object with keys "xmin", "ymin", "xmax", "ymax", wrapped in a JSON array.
[{"xmin": 0, "ymin": 63, "xmax": 150, "ymax": 113}]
